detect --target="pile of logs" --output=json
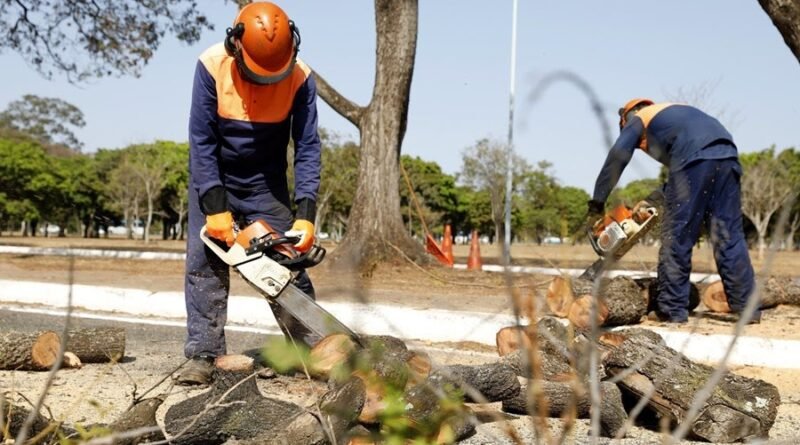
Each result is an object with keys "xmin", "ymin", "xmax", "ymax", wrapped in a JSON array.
[
  {"xmin": 495, "ymin": 317, "xmax": 781, "ymax": 442},
  {"xmin": 162, "ymin": 334, "xmax": 521, "ymax": 444},
  {"xmin": 545, "ymin": 275, "xmax": 800, "ymax": 328},
  {"xmin": 545, "ymin": 275, "xmax": 699, "ymax": 329}
]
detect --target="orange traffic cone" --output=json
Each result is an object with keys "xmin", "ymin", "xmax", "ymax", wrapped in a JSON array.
[
  {"xmin": 467, "ymin": 230, "xmax": 482, "ymax": 271},
  {"xmin": 441, "ymin": 224, "xmax": 454, "ymax": 266}
]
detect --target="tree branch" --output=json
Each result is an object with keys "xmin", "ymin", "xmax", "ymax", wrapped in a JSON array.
[
  {"xmin": 759, "ymin": 0, "xmax": 800, "ymax": 64},
  {"xmin": 311, "ymin": 69, "xmax": 365, "ymax": 128}
]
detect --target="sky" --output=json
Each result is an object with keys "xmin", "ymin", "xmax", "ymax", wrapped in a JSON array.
[{"xmin": 1, "ymin": 1, "xmax": 798, "ymax": 194}]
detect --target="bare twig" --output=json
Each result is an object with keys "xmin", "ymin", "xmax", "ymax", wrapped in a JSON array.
[{"xmin": 14, "ymin": 255, "xmax": 75, "ymax": 445}]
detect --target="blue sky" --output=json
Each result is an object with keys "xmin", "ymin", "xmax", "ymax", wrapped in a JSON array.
[{"xmin": 1, "ymin": 1, "xmax": 798, "ymax": 194}]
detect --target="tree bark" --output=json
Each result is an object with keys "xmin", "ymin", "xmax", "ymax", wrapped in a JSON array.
[
  {"xmin": 404, "ymin": 375, "xmax": 476, "ymax": 442},
  {"xmin": 164, "ymin": 355, "xmax": 324, "ymax": 445},
  {"xmin": 634, "ymin": 277, "xmax": 700, "ymax": 313},
  {"xmin": 759, "ymin": 0, "xmax": 800, "ymax": 64},
  {"xmin": 702, "ymin": 276, "xmax": 800, "ymax": 312},
  {"xmin": 65, "ymin": 327, "xmax": 126, "ymax": 363},
  {"xmin": 568, "ymin": 277, "xmax": 647, "ymax": 328},
  {"xmin": 107, "ymin": 396, "xmax": 167, "ymax": 445},
  {"xmin": 603, "ymin": 335, "xmax": 780, "ymax": 442},
  {"xmin": 0, "ymin": 399, "xmax": 54, "ymax": 442},
  {"xmin": 0, "ymin": 330, "xmax": 60, "ymax": 370},
  {"xmin": 502, "ymin": 380, "xmax": 627, "ymax": 438},
  {"xmin": 314, "ymin": 0, "xmax": 429, "ymax": 269},
  {"xmin": 433, "ymin": 363, "xmax": 520, "ymax": 403}
]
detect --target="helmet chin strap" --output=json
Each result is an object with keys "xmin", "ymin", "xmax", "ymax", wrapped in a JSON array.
[{"xmin": 224, "ymin": 21, "xmax": 301, "ymax": 85}]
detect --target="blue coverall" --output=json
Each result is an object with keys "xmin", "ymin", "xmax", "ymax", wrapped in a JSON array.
[
  {"xmin": 592, "ymin": 103, "xmax": 756, "ymax": 322},
  {"xmin": 185, "ymin": 43, "xmax": 322, "ymax": 358}
]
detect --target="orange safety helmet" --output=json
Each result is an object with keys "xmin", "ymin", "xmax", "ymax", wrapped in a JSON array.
[
  {"xmin": 618, "ymin": 98, "xmax": 654, "ymax": 130},
  {"xmin": 224, "ymin": 2, "xmax": 301, "ymax": 85}
]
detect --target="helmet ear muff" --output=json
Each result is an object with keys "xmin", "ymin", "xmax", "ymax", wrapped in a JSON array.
[{"xmin": 224, "ymin": 23, "xmax": 245, "ymax": 57}]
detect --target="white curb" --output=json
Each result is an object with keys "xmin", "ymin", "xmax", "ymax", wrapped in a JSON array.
[{"xmin": 1, "ymin": 279, "xmax": 799, "ymax": 369}]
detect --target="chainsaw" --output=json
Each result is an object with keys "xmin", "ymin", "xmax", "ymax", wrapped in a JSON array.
[
  {"xmin": 579, "ymin": 203, "xmax": 659, "ymax": 281},
  {"xmin": 200, "ymin": 220, "xmax": 361, "ymax": 345}
]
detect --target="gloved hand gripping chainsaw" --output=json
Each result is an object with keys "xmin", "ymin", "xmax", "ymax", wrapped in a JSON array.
[
  {"xmin": 201, "ymin": 220, "xmax": 361, "ymax": 344},
  {"xmin": 580, "ymin": 203, "xmax": 660, "ymax": 281}
]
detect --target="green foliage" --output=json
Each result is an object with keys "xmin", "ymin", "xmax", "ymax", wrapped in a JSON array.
[
  {"xmin": 317, "ymin": 133, "xmax": 360, "ymax": 236},
  {"xmin": 460, "ymin": 138, "xmax": 531, "ymax": 242},
  {"xmin": 0, "ymin": 95, "xmax": 85, "ymax": 152},
  {"xmin": 400, "ymin": 155, "xmax": 460, "ymax": 236},
  {"xmin": 607, "ymin": 178, "xmax": 661, "ymax": 207},
  {"xmin": 261, "ymin": 337, "xmax": 312, "ymax": 374}
]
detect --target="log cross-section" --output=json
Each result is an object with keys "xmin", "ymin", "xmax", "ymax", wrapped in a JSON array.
[{"xmin": 0, "ymin": 330, "xmax": 60, "ymax": 370}]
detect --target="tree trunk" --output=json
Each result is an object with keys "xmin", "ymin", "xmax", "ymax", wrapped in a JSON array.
[
  {"xmin": 65, "ymin": 327, "xmax": 126, "ymax": 363},
  {"xmin": 702, "ymin": 276, "xmax": 800, "ymax": 312},
  {"xmin": 502, "ymin": 380, "xmax": 627, "ymax": 438},
  {"xmin": 603, "ymin": 334, "xmax": 780, "ymax": 442},
  {"xmin": 759, "ymin": 0, "xmax": 800, "ymax": 63},
  {"xmin": 314, "ymin": 0, "xmax": 429, "ymax": 269},
  {"xmin": 0, "ymin": 330, "xmax": 60, "ymax": 370}
]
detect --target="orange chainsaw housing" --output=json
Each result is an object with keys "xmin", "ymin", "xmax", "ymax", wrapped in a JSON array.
[
  {"xmin": 593, "ymin": 204, "xmax": 633, "ymax": 237},
  {"xmin": 236, "ymin": 220, "xmax": 297, "ymax": 260}
]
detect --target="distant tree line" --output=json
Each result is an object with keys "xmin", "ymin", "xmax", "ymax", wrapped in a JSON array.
[{"xmin": 0, "ymin": 95, "xmax": 797, "ymax": 251}]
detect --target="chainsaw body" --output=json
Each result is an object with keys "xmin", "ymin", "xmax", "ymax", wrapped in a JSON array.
[
  {"xmin": 581, "ymin": 204, "xmax": 659, "ymax": 280},
  {"xmin": 200, "ymin": 220, "xmax": 360, "ymax": 343}
]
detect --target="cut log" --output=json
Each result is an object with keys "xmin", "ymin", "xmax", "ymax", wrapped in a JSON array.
[
  {"xmin": 0, "ymin": 330, "xmax": 60, "ymax": 370},
  {"xmin": 546, "ymin": 275, "xmax": 576, "ymax": 317},
  {"xmin": 65, "ymin": 327, "xmax": 126, "ymax": 363},
  {"xmin": 107, "ymin": 396, "xmax": 166, "ymax": 445},
  {"xmin": 496, "ymin": 326, "xmax": 531, "ymax": 357},
  {"xmin": 495, "ymin": 316, "xmax": 572, "ymax": 357},
  {"xmin": 635, "ymin": 277, "xmax": 700, "ymax": 313},
  {"xmin": 165, "ymin": 354, "xmax": 324, "ymax": 445},
  {"xmin": 567, "ymin": 295, "xmax": 610, "ymax": 330},
  {"xmin": 63, "ymin": 352, "xmax": 82, "ymax": 369},
  {"xmin": 308, "ymin": 333, "xmax": 358, "ymax": 380},
  {"xmin": 603, "ymin": 334, "xmax": 780, "ymax": 442},
  {"xmin": 319, "ymin": 377, "xmax": 366, "ymax": 443},
  {"xmin": 406, "ymin": 350, "xmax": 432, "ymax": 388},
  {"xmin": 434, "ymin": 363, "xmax": 520, "ymax": 402},
  {"xmin": 569, "ymin": 276, "xmax": 647, "ymax": 328},
  {"xmin": 404, "ymin": 374, "xmax": 476, "ymax": 443},
  {"xmin": 502, "ymin": 380, "xmax": 627, "ymax": 438},
  {"xmin": 498, "ymin": 317, "xmax": 574, "ymax": 379},
  {"xmin": 702, "ymin": 277, "xmax": 800, "ymax": 313},
  {"xmin": 0, "ymin": 398, "xmax": 53, "ymax": 441}
]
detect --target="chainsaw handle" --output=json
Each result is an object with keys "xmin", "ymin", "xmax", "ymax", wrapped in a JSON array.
[
  {"xmin": 200, "ymin": 225, "xmax": 239, "ymax": 265},
  {"xmin": 587, "ymin": 226, "xmax": 605, "ymax": 257}
]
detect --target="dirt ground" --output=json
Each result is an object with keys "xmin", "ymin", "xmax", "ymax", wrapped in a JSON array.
[{"xmin": 2, "ymin": 236, "xmax": 800, "ymax": 443}]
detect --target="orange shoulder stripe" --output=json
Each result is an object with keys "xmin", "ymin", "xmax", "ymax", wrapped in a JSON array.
[
  {"xmin": 634, "ymin": 103, "xmax": 677, "ymax": 151},
  {"xmin": 200, "ymin": 46, "xmax": 312, "ymax": 124}
]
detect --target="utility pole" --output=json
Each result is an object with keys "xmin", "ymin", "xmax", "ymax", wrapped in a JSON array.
[{"xmin": 503, "ymin": 0, "xmax": 519, "ymax": 267}]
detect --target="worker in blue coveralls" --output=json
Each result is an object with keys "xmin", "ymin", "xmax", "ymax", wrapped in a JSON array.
[
  {"xmin": 178, "ymin": 2, "xmax": 321, "ymax": 385},
  {"xmin": 586, "ymin": 98, "xmax": 757, "ymax": 325}
]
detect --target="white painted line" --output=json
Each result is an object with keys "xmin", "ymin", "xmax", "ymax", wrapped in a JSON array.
[
  {"xmin": 0, "ymin": 245, "xmax": 185, "ymax": 261},
  {"xmin": 454, "ymin": 263, "xmax": 720, "ymax": 283},
  {"xmin": 2, "ymin": 280, "xmax": 800, "ymax": 368}
]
